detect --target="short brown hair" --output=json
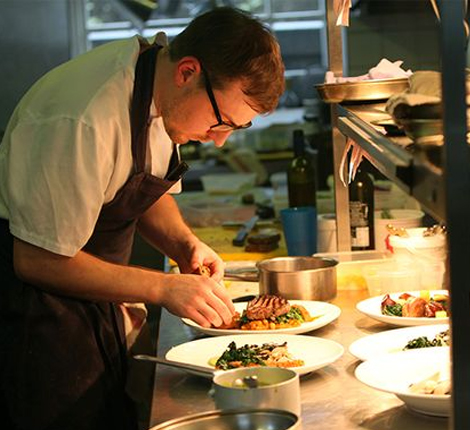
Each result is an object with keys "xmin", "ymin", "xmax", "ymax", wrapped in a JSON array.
[{"xmin": 169, "ymin": 7, "xmax": 285, "ymax": 114}]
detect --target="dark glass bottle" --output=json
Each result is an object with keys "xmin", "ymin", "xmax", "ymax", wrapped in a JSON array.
[
  {"xmin": 349, "ymin": 167, "xmax": 375, "ymax": 250},
  {"xmin": 287, "ymin": 130, "xmax": 316, "ymax": 208}
]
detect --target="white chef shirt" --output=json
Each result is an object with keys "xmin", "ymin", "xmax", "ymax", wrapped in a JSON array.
[{"xmin": 0, "ymin": 35, "xmax": 181, "ymax": 257}]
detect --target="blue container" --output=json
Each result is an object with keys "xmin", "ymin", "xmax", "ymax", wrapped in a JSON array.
[{"xmin": 280, "ymin": 206, "xmax": 317, "ymax": 256}]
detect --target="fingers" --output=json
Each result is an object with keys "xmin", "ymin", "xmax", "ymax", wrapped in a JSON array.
[
  {"xmin": 212, "ymin": 282, "xmax": 236, "ymax": 315},
  {"xmin": 184, "ymin": 305, "xmax": 222, "ymax": 328},
  {"xmin": 208, "ymin": 260, "xmax": 224, "ymax": 283},
  {"xmin": 187, "ymin": 282, "xmax": 234, "ymax": 328},
  {"xmin": 163, "ymin": 274, "xmax": 235, "ymax": 328}
]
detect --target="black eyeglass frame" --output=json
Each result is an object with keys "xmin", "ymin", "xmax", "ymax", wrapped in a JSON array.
[{"xmin": 200, "ymin": 67, "xmax": 252, "ymax": 132}]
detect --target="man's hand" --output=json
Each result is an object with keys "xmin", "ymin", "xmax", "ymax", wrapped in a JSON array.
[
  {"xmin": 160, "ymin": 273, "xmax": 235, "ymax": 328},
  {"xmin": 174, "ymin": 238, "xmax": 225, "ymax": 283}
]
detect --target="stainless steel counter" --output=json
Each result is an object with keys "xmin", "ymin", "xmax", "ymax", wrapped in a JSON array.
[{"xmin": 148, "ymin": 289, "xmax": 448, "ymax": 430}]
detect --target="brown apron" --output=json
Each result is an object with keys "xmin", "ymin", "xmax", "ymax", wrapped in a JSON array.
[{"xmin": 0, "ymin": 38, "xmax": 184, "ymax": 430}]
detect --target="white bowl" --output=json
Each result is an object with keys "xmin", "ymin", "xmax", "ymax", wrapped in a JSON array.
[{"xmin": 355, "ymin": 347, "xmax": 451, "ymax": 417}]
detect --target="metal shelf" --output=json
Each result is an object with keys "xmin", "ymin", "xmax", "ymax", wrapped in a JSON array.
[
  {"xmin": 336, "ymin": 105, "xmax": 446, "ymax": 222},
  {"xmin": 325, "ymin": 2, "xmax": 470, "ymax": 428}
]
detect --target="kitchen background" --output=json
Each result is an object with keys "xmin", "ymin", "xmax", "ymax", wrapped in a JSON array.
[{"xmin": 0, "ymin": 0, "xmax": 455, "ymax": 267}]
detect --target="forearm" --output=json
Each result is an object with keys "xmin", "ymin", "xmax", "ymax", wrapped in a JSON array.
[
  {"xmin": 13, "ymin": 238, "xmax": 167, "ymax": 304},
  {"xmin": 13, "ymin": 239, "xmax": 234, "ymax": 327},
  {"xmin": 13, "ymin": 237, "xmax": 234, "ymax": 327}
]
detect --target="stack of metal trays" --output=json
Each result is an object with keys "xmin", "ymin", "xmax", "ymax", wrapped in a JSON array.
[{"xmin": 316, "ymin": 78, "xmax": 409, "ymax": 103}]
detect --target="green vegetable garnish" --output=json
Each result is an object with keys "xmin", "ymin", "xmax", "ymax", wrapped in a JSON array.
[
  {"xmin": 275, "ymin": 306, "xmax": 304, "ymax": 324},
  {"xmin": 215, "ymin": 341, "xmax": 266, "ymax": 370},
  {"xmin": 382, "ymin": 303, "xmax": 403, "ymax": 317}
]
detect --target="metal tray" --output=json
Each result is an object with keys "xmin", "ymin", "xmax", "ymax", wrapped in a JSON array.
[
  {"xmin": 370, "ymin": 118, "xmax": 405, "ymax": 136},
  {"xmin": 316, "ymin": 77, "xmax": 409, "ymax": 103}
]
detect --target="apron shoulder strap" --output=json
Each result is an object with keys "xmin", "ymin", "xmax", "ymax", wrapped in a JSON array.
[{"xmin": 130, "ymin": 40, "xmax": 162, "ymax": 172}]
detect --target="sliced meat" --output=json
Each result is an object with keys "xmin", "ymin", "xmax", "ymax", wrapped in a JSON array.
[
  {"xmin": 402, "ymin": 297, "xmax": 427, "ymax": 317},
  {"xmin": 380, "ymin": 294, "xmax": 396, "ymax": 310},
  {"xmin": 245, "ymin": 295, "xmax": 291, "ymax": 321},
  {"xmin": 425, "ymin": 300, "xmax": 445, "ymax": 317}
]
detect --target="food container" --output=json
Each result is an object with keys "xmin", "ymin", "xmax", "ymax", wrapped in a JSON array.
[
  {"xmin": 212, "ymin": 367, "xmax": 301, "ymax": 417},
  {"xmin": 149, "ymin": 408, "xmax": 300, "ymax": 430},
  {"xmin": 363, "ymin": 261, "xmax": 421, "ymax": 296},
  {"xmin": 374, "ymin": 209, "xmax": 424, "ymax": 250},
  {"xmin": 317, "ymin": 214, "xmax": 337, "ymax": 253},
  {"xmin": 257, "ymin": 256, "xmax": 338, "ymax": 301},
  {"xmin": 388, "ymin": 227, "xmax": 447, "ymax": 290},
  {"xmin": 314, "ymin": 250, "xmax": 393, "ymax": 290}
]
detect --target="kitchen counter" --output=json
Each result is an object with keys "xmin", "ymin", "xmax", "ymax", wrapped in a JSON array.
[{"xmin": 148, "ymin": 287, "xmax": 448, "ymax": 430}]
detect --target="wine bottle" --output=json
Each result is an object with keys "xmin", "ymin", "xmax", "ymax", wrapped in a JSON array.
[
  {"xmin": 349, "ymin": 167, "xmax": 375, "ymax": 250},
  {"xmin": 287, "ymin": 130, "xmax": 316, "ymax": 208}
]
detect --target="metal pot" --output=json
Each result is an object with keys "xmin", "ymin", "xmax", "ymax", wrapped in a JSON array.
[
  {"xmin": 149, "ymin": 409, "xmax": 300, "ymax": 430},
  {"xmin": 212, "ymin": 367, "xmax": 301, "ymax": 417},
  {"xmin": 256, "ymin": 256, "xmax": 338, "ymax": 301}
]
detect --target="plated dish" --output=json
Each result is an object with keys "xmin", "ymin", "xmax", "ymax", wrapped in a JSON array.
[
  {"xmin": 355, "ymin": 347, "xmax": 450, "ymax": 417},
  {"xmin": 356, "ymin": 290, "xmax": 449, "ymax": 327},
  {"xmin": 165, "ymin": 333, "xmax": 344, "ymax": 378},
  {"xmin": 181, "ymin": 300, "xmax": 341, "ymax": 336},
  {"xmin": 349, "ymin": 323, "xmax": 449, "ymax": 361}
]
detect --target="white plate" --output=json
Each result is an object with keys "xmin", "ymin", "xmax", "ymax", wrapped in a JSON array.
[
  {"xmin": 349, "ymin": 324, "xmax": 449, "ymax": 361},
  {"xmin": 165, "ymin": 333, "xmax": 344, "ymax": 378},
  {"xmin": 355, "ymin": 347, "xmax": 450, "ymax": 417},
  {"xmin": 356, "ymin": 290, "xmax": 449, "ymax": 327},
  {"xmin": 181, "ymin": 300, "xmax": 341, "ymax": 336}
]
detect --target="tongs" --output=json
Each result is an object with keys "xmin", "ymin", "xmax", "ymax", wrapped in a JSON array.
[{"xmin": 339, "ymin": 138, "xmax": 381, "ymax": 186}]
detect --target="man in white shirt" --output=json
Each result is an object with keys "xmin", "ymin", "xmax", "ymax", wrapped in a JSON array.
[{"xmin": 0, "ymin": 6, "xmax": 285, "ymax": 430}]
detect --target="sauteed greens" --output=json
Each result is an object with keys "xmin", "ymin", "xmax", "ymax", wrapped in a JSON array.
[
  {"xmin": 404, "ymin": 330, "xmax": 450, "ymax": 350},
  {"xmin": 215, "ymin": 341, "xmax": 304, "ymax": 370}
]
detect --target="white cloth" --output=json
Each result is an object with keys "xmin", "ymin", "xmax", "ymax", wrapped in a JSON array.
[
  {"xmin": 0, "ymin": 34, "xmax": 181, "ymax": 257},
  {"xmin": 325, "ymin": 58, "xmax": 412, "ymax": 84},
  {"xmin": 334, "ymin": 0, "xmax": 352, "ymax": 26}
]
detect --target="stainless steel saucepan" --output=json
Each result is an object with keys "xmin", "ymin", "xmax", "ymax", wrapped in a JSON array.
[{"xmin": 257, "ymin": 256, "xmax": 338, "ymax": 301}]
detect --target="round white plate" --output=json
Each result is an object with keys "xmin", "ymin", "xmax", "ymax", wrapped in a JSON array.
[
  {"xmin": 355, "ymin": 347, "xmax": 451, "ymax": 417},
  {"xmin": 165, "ymin": 333, "xmax": 344, "ymax": 378},
  {"xmin": 356, "ymin": 290, "xmax": 449, "ymax": 327},
  {"xmin": 349, "ymin": 323, "xmax": 449, "ymax": 361},
  {"xmin": 182, "ymin": 300, "xmax": 341, "ymax": 336}
]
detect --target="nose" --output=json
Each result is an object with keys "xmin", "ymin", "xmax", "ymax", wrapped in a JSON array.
[{"xmin": 210, "ymin": 130, "xmax": 233, "ymax": 147}]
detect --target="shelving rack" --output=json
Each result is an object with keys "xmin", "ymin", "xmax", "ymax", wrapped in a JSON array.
[{"xmin": 325, "ymin": 1, "xmax": 470, "ymax": 428}]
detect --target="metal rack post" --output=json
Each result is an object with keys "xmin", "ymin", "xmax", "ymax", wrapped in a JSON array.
[
  {"xmin": 325, "ymin": 0, "xmax": 351, "ymax": 251},
  {"xmin": 440, "ymin": 2, "xmax": 470, "ymax": 429}
]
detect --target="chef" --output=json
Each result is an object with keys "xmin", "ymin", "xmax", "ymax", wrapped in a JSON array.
[{"xmin": 0, "ymin": 6, "xmax": 285, "ymax": 430}]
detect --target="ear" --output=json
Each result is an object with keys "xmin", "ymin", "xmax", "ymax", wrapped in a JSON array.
[{"xmin": 174, "ymin": 56, "xmax": 202, "ymax": 87}]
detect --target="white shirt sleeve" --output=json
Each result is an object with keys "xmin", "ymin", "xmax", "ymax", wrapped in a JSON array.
[{"xmin": 7, "ymin": 117, "xmax": 114, "ymax": 257}]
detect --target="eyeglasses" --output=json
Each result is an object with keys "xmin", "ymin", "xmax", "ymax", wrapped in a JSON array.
[{"xmin": 201, "ymin": 67, "xmax": 252, "ymax": 132}]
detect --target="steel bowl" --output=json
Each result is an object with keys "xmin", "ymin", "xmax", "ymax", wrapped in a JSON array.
[
  {"xmin": 148, "ymin": 409, "xmax": 300, "ymax": 430},
  {"xmin": 212, "ymin": 367, "xmax": 301, "ymax": 417},
  {"xmin": 316, "ymin": 77, "xmax": 409, "ymax": 103},
  {"xmin": 257, "ymin": 256, "xmax": 338, "ymax": 301}
]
